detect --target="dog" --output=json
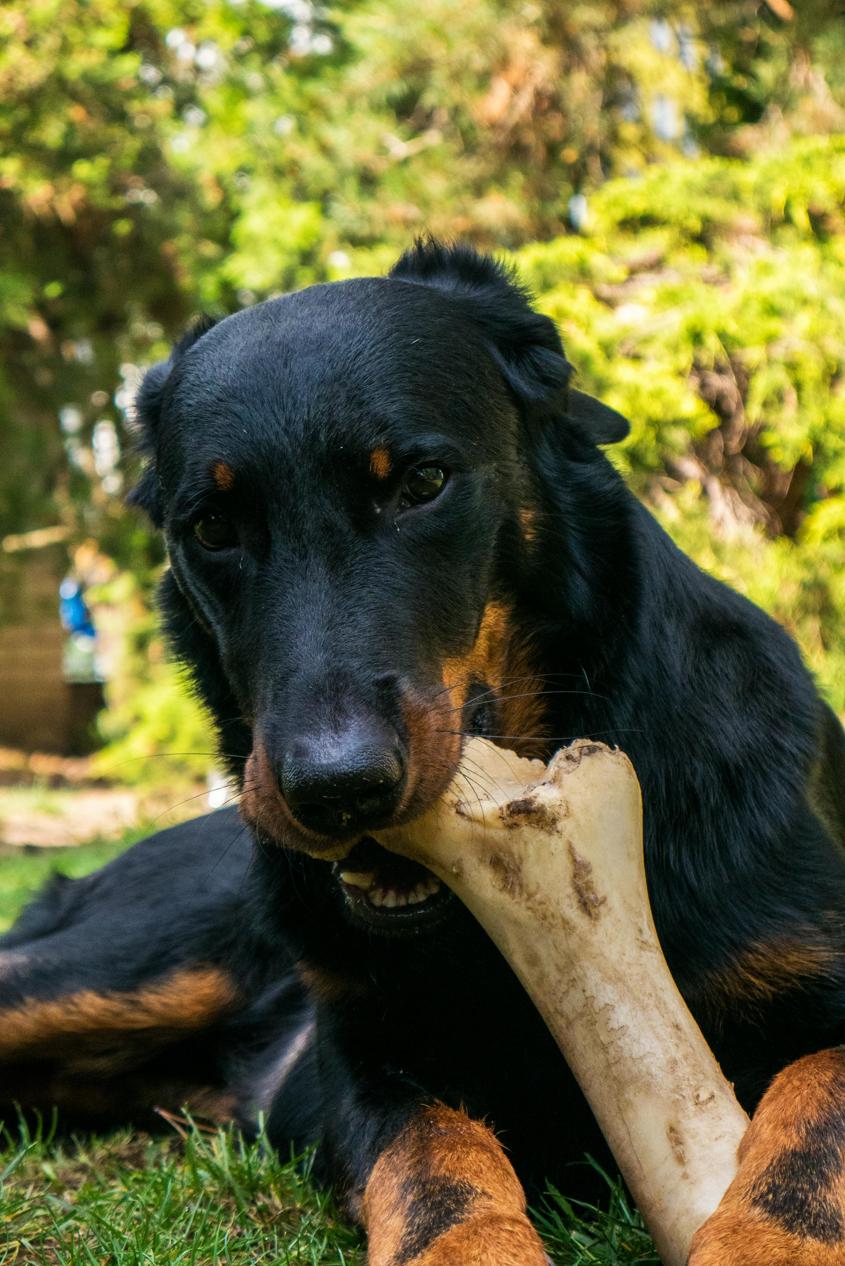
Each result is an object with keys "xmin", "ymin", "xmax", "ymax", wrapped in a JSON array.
[{"xmin": 2, "ymin": 241, "xmax": 845, "ymax": 1265}]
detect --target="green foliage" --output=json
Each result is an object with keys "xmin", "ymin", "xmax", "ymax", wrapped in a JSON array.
[
  {"xmin": 514, "ymin": 134, "xmax": 845, "ymax": 711},
  {"xmin": 91, "ymin": 568, "xmax": 215, "ymax": 785},
  {"xmin": 3, "ymin": 0, "xmax": 845, "ymax": 546}
]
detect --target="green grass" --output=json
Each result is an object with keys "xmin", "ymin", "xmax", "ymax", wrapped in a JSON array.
[
  {"xmin": 0, "ymin": 1120, "xmax": 363, "ymax": 1266},
  {"xmin": 0, "ymin": 833, "xmax": 656, "ymax": 1265}
]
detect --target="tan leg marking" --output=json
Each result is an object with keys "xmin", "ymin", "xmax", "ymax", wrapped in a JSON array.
[
  {"xmin": 0, "ymin": 966, "xmax": 238, "ymax": 1065},
  {"xmin": 690, "ymin": 1049, "xmax": 845, "ymax": 1265},
  {"xmin": 363, "ymin": 1104, "xmax": 547, "ymax": 1266}
]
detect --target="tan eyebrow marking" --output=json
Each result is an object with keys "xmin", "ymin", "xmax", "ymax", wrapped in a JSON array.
[
  {"xmin": 369, "ymin": 447, "xmax": 392, "ymax": 480},
  {"xmin": 211, "ymin": 460, "xmax": 235, "ymax": 491}
]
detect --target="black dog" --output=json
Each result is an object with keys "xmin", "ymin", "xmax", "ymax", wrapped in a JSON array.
[{"xmin": 2, "ymin": 242, "xmax": 845, "ymax": 1265}]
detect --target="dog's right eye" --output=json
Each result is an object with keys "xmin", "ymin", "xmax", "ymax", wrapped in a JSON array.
[
  {"xmin": 400, "ymin": 464, "xmax": 448, "ymax": 508},
  {"xmin": 193, "ymin": 512, "xmax": 239, "ymax": 551}
]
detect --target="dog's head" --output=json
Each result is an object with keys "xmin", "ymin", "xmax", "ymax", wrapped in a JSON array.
[{"xmin": 132, "ymin": 241, "xmax": 628, "ymax": 933}]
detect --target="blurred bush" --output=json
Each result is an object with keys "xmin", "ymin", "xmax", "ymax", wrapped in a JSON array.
[
  {"xmin": 515, "ymin": 135, "xmax": 845, "ymax": 711},
  {"xmin": 90, "ymin": 569, "xmax": 214, "ymax": 785}
]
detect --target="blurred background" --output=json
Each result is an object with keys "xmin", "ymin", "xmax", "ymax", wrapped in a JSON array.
[{"xmin": 1, "ymin": 0, "xmax": 844, "ymax": 876}]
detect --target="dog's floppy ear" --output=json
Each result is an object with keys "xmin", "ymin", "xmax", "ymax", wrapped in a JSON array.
[
  {"xmin": 389, "ymin": 240, "xmax": 629, "ymax": 445},
  {"xmin": 128, "ymin": 314, "xmax": 218, "ymax": 524},
  {"xmin": 565, "ymin": 388, "xmax": 630, "ymax": 445},
  {"xmin": 390, "ymin": 240, "xmax": 570, "ymax": 407}
]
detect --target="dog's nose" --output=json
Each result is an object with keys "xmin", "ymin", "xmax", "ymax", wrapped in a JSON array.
[{"xmin": 277, "ymin": 726, "xmax": 405, "ymax": 835}]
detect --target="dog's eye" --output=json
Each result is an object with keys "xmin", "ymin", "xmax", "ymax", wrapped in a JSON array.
[
  {"xmin": 193, "ymin": 512, "xmax": 238, "ymax": 551},
  {"xmin": 401, "ymin": 464, "xmax": 448, "ymax": 507}
]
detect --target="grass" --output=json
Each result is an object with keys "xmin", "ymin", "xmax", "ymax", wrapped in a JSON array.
[
  {"xmin": 0, "ymin": 1120, "xmax": 363, "ymax": 1266},
  {"xmin": 0, "ymin": 830, "xmax": 658, "ymax": 1265}
]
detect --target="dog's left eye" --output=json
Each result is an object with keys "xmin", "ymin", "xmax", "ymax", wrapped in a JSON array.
[
  {"xmin": 400, "ymin": 464, "xmax": 448, "ymax": 507},
  {"xmin": 193, "ymin": 512, "xmax": 239, "ymax": 551}
]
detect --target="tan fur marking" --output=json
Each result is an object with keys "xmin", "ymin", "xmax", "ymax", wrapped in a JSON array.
[
  {"xmin": 398, "ymin": 688, "xmax": 464, "ymax": 825},
  {"xmin": 211, "ymin": 460, "xmax": 235, "ymax": 491},
  {"xmin": 298, "ymin": 963, "xmax": 367, "ymax": 1004},
  {"xmin": 442, "ymin": 601, "xmax": 512, "ymax": 715},
  {"xmin": 701, "ymin": 933, "xmax": 839, "ymax": 1011},
  {"xmin": 518, "ymin": 506, "xmax": 538, "ymax": 546},
  {"xmin": 690, "ymin": 1050, "xmax": 845, "ymax": 1265},
  {"xmin": 442, "ymin": 601, "xmax": 549, "ymax": 759},
  {"xmin": 0, "ymin": 966, "xmax": 238, "ymax": 1060},
  {"xmin": 498, "ymin": 630, "xmax": 549, "ymax": 758},
  {"xmin": 363, "ymin": 1104, "xmax": 547, "ymax": 1266},
  {"xmin": 369, "ymin": 447, "xmax": 392, "ymax": 480}
]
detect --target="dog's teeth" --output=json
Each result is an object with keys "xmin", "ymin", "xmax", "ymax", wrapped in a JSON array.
[
  {"xmin": 363, "ymin": 875, "xmax": 444, "ymax": 910},
  {"xmin": 402, "ymin": 879, "xmax": 444, "ymax": 906},
  {"xmin": 339, "ymin": 871, "xmax": 376, "ymax": 890}
]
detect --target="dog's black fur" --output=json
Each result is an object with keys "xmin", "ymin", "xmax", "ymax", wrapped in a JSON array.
[{"xmin": 3, "ymin": 242, "xmax": 845, "ymax": 1250}]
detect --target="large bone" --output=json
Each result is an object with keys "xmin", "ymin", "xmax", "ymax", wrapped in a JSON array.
[{"xmin": 376, "ymin": 738, "xmax": 749, "ymax": 1266}]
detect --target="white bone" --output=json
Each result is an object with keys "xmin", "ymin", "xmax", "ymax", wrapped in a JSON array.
[{"xmin": 376, "ymin": 738, "xmax": 749, "ymax": 1266}]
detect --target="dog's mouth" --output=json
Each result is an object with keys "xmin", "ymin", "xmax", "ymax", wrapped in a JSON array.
[{"xmin": 332, "ymin": 835, "xmax": 453, "ymax": 932}]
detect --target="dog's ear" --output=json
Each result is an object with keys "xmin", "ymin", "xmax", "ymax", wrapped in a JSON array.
[
  {"xmin": 390, "ymin": 240, "xmax": 569, "ymax": 406},
  {"xmin": 390, "ymin": 240, "xmax": 629, "ymax": 445},
  {"xmin": 565, "ymin": 388, "xmax": 630, "ymax": 445},
  {"xmin": 128, "ymin": 315, "xmax": 218, "ymax": 524}
]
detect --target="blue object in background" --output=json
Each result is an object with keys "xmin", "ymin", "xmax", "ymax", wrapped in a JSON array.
[
  {"xmin": 59, "ymin": 576, "xmax": 103, "ymax": 683},
  {"xmin": 59, "ymin": 577, "xmax": 96, "ymax": 639}
]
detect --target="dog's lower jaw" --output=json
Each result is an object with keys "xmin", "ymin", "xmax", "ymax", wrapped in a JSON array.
[{"xmin": 333, "ymin": 838, "xmax": 456, "ymax": 934}]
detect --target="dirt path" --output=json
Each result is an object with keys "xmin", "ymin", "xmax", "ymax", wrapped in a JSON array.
[{"xmin": 0, "ymin": 746, "xmax": 216, "ymax": 847}]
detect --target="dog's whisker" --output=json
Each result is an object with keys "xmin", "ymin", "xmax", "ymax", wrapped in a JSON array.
[
  {"xmin": 152, "ymin": 782, "xmax": 241, "ymax": 826},
  {"xmin": 454, "ymin": 762, "xmax": 500, "ymax": 802},
  {"xmin": 454, "ymin": 770, "xmax": 493, "ymax": 831},
  {"xmin": 438, "ymin": 728, "xmax": 645, "ymax": 742},
  {"xmin": 92, "ymin": 751, "xmax": 247, "ymax": 774},
  {"xmin": 439, "ymin": 687, "xmax": 611, "ymax": 717},
  {"xmin": 209, "ymin": 819, "xmax": 251, "ymax": 878},
  {"xmin": 429, "ymin": 671, "xmax": 605, "ymax": 709},
  {"xmin": 456, "ymin": 753, "xmax": 509, "ymax": 801}
]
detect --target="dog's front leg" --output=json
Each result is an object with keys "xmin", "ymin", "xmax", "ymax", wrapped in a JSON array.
[
  {"xmin": 361, "ymin": 1102, "xmax": 548, "ymax": 1266},
  {"xmin": 689, "ymin": 1047, "xmax": 845, "ymax": 1265}
]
